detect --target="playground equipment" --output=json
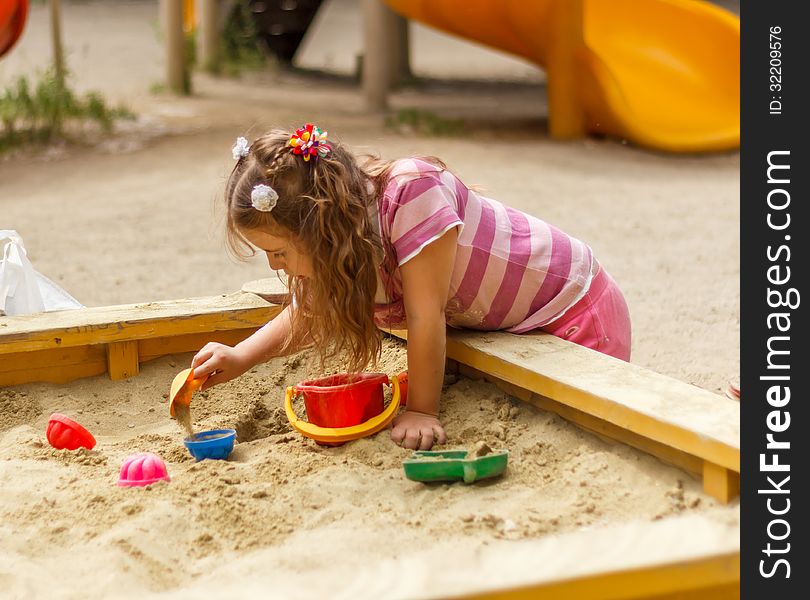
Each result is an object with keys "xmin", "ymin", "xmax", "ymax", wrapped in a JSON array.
[
  {"xmin": 285, "ymin": 372, "xmax": 402, "ymax": 445},
  {"xmin": 249, "ymin": 0, "xmax": 324, "ymax": 63},
  {"xmin": 381, "ymin": 0, "xmax": 740, "ymax": 152},
  {"xmin": 0, "ymin": 0, "xmax": 28, "ymax": 59},
  {"xmin": 0, "ymin": 282, "xmax": 740, "ymax": 597},
  {"xmin": 168, "ymin": 1, "xmax": 738, "ymax": 151},
  {"xmin": 117, "ymin": 452, "xmax": 171, "ymax": 487},
  {"xmin": 181, "ymin": 0, "xmax": 325, "ymax": 65}
]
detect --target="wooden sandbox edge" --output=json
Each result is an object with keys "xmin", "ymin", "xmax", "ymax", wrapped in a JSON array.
[
  {"xmin": 385, "ymin": 328, "xmax": 740, "ymax": 504},
  {"xmin": 431, "ymin": 512, "xmax": 740, "ymax": 600},
  {"xmin": 450, "ymin": 551, "xmax": 740, "ymax": 600},
  {"xmin": 0, "ymin": 291, "xmax": 282, "ymax": 385}
]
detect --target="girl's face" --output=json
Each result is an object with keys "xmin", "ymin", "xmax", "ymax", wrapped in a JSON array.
[{"xmin": 242, "ymin": 228, "xmax": 314, "ymax": 278}]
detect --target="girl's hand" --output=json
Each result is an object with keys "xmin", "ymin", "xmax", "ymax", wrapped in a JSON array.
[
  {"xmin": 191, "ymin": 342, "xmax": 253, "ymax": 390},
  {"xmin": 390, "ymin": 410, "xmax": 447, "ymax": 450}
]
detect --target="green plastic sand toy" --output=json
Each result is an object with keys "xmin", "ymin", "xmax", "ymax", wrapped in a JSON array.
[{"xmin": 402, "ymin": 447, "xmax": 509, "ymax": 484}]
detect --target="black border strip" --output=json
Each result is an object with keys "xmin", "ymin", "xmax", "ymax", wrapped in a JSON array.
[{"xmin": 741, "ymin": 1, "xmax": 808, "ymax": 596}]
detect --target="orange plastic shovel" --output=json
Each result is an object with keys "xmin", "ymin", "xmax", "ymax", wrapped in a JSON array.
[{"xmin": 169, "ymin": 368, "xmax": 209, "ymax": 417}]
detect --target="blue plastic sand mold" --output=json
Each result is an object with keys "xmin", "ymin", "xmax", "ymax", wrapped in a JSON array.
[{"xmin": 184, "ymin": 428, "xmax": 237, "ymax": 461}]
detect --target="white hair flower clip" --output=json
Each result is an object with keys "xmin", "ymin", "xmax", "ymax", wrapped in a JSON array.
[
  {"xmin": 232, "ymin": 136, "xmax": 250, "ymax": 160},
  {"xmin": 251, "ymin": 184, "xmax": 279, "ymax": 212}
]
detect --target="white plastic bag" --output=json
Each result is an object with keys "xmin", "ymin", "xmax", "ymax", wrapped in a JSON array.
[{"xmin": 0, "ymin": 230, "xmax": 82, "ymax": 316}]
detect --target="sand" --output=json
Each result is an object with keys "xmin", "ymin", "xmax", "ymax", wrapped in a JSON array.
[
  {"xmin": 0, "ymin": 339, "xmax": 739, "ymax": 598},
  {"xmin": 0, "ymin": 1, "xmax": 739, "ymax": 598},
  {"xmin": 172, "ymin": 403, "xmax": 195, "ymax": 439}
]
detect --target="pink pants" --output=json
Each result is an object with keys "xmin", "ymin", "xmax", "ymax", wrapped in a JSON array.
[{"xmin": 540, "ymin": 263, "xmax": 632, "ymax": 361}]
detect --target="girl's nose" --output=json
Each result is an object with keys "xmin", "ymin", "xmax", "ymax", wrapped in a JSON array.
[{"xmin": 266, "ymin": 253, "xmax": 285, "ymax": 271}]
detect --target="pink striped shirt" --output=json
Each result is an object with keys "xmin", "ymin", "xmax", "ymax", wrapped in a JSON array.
[{"xmin": 373, "ymin": 159, "xmax": 594, "ymax": 333}]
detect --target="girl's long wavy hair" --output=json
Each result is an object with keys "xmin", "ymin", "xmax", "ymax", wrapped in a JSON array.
[{"xmin": 225, "ymin": 128, "xmax": 388, "ymax": 373}]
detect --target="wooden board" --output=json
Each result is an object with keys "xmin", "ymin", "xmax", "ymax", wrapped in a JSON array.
[
  {"xmin": 452, "ymin": 553, "xmax": 740, "ymax": 600},
  {"xmin": 246, "ymin": 509, "xmax": 736, "ymax": 600},
  {"xmin": 0, "ymin": 292, "xmax": 281, "ymax": 385},
  {"xmin": 388, "ymin": 328, "xmax": 739, "ymax": 502},
  {"xmin": 446, "ymin": 331, "xmax": 738, "ymax": 470},
  {"xmin": 430, "ymin": 511, "xmax": 740, "ymax": 600},
  {"xmin": 0, "ymin": 344, "xmax": 108, "ymax": 386},
  {"xmin": 456, "ymin": 363, "xmax": 705, "ymax": 478},
  {"xmin": 0, "ymin": 292, "xmax": 277, "ymax": 355}
]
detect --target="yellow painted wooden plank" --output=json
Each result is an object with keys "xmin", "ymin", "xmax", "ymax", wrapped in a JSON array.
[
  {"xmin": 387, "ymin": 329, "xmax": 739, "ymax": 473},
  {"xmin": 0, "ymin": 345, "xmax": 107, "ymax": 386},
  {"xmin": 637, "ymin": 584, "xmax": 739, "ymax": 600},
  {"xmin": 447, "ymin": 332, "xmax": 739, "ymax": 472},
  {"xmin": 467, "ymin": 365, "xmax": 705, "ymax": 478},
  {"xmin": 703, "ymin": 462, "xmax": 741, "ymax": 505},
  {"xmin": 530, "ymin": 392, "xmax": 704, "ymax": 479},
  {"xmin": 137, "ymin": 329, "xmax": 260, "ymax": 363},
  {"xmin": 451, "ymin": 552, "xmax": 739, "ymax": 600},
  {"xmin": 0, "ymin": 292, "xmax": 279, "ymax": 355},
  {"xmin": 106, "ymin": 340, "xmax": 140, "ymax": 381},
  {"xmin": 0, "ymin": 329, "xmax": 262, "ymax": 387}
]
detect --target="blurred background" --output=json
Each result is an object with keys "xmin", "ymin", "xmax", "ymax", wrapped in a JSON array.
[{"xmin": 1, "ymin": 0, "xmax": 740, "ymax": 392}]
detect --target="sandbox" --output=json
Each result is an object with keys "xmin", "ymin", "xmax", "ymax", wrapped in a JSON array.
[{"xmin": 0, "ymin": 283, "xmax": 740, "ymax": 599}]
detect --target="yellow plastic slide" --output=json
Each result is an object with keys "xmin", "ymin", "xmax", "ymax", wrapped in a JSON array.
[{"xmin": 385, "ymin": 0, "xmax": 739, "ymax": 153}]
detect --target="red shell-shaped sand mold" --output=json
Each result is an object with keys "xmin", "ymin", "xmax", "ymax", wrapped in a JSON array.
[
  {"xmin": 46, "ymin": 413, "xmax": 97, "ymax": 450},
  {"xmin": 118, "ymin": 452, "xmax": 170, "ymax": 487}
]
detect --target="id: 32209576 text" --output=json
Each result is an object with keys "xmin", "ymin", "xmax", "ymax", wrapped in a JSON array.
[{"xmin": 769, "ymin": 25, "xmax": 782, "ymax": 115}]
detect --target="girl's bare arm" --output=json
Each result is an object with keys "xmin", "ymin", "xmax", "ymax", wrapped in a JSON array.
[
  {"xmin": 192, "ymin": 303, "xmax": 308, "ymax": 389},
  {"xmin": 391, "ymin": 226, "xmax": 459, "ymax": 449}
]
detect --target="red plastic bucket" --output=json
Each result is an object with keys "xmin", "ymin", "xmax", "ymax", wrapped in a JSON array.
[{"xmin": 294, "ymin": 372, "xmax": 389, "ymax": 428}]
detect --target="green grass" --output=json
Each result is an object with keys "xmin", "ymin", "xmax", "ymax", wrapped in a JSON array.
[{"xmin": 0, "ymin": 69, "xmax": 134, "ymax": 154}]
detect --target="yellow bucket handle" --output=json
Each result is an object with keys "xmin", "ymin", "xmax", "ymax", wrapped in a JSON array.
[{"xmin": 285, "ymin": 375, "xmax": 401, "ymax": 444}]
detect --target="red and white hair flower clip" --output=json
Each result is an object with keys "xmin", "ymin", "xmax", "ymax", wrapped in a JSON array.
[{"xmin": 288, "ymin": 123, "xmax": 331, "ymax": 162}]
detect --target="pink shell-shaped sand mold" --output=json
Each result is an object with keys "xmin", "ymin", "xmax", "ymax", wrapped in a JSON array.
[{"xmin": 117, "ymin": 452, "xmax": 170, "ymax": 487}]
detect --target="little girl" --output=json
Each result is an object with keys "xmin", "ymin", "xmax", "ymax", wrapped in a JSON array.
[{"xmin": 192, "ymin": 123, "xmax": 631, "ymax": 450}]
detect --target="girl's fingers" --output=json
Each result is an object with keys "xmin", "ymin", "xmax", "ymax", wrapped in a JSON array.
[
  {"xmin": 402, "ymin": 428, "xmax": 422, "ymax": 450},
  {"xmin": 192, "ymin": 342, "xmax": 227, "ymax": 367},
  {"xmin": 200, "ymin": 370, "xmax": 225, "ymax": 390},
  {"xmin": 433, "ymin": 424, "xmax": 447, "ymax": 445},
  {"xmin": 418, "ymin": 428, "xmax": 434, "ymax": 450},
  {"xmin": 192, "ymin": 358, "xmax": 217, "ymax": 379},
  {"xmin": 191, "ymin": 347, "xmax": 214, "ymax": 369},
  {"xmin": 390, "ymin": 422, "xmax": 406, "ymax": 444},
  {"xmin": 390, "ymin": 418, "xmax": 446, "ymax": 449}
]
